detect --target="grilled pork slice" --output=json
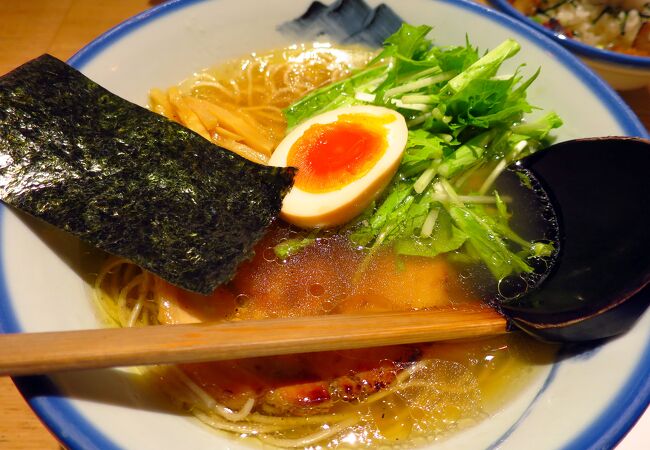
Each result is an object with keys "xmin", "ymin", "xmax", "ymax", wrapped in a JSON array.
[{"xmin": 179, "ymin": 346, "xmax": 421, "ymax": 416}]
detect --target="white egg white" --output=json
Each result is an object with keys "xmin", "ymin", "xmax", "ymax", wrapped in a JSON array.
[{"xmin": 269, "ymin": 105, "xmax": 408, "ymax": 228}]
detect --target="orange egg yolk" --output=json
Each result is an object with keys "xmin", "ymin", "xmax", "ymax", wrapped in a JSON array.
[{"xmin": 286, "ymin": 113, "xmax": 393, "ymax": 193}]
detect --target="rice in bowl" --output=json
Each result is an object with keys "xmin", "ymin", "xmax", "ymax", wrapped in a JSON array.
[{"xmin": 510, "ymin": 0, "xmax": 650, "ymax": 56}]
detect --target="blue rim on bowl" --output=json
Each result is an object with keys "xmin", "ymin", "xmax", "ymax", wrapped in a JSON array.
[
  {"xmin": 0, "ymin": 1, "xmax": 649, "ymax": 449},
  {"xmin": 490, "ymin": 0, "xmax": 650, "ymax": 69}
]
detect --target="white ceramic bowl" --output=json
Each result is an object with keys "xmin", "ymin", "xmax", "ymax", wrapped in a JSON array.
[
  {"xmin": 1, "ymin": 1, "xmax": 649, "ymax": 449},
  {"xmin": 490, "ymin": 0, "xmax": 650, "ymax": 91}
]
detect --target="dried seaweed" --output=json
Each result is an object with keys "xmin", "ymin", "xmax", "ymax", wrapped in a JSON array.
[{"xmin": 0, "ymin": 55, "xmax": 294, "ymax": 294}]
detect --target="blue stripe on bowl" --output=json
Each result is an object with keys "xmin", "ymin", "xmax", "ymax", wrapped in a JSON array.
[
  {"xmin": 0, "ymin": 208, "xmax": 121, "ymax": 450},
  {"xmin": 490, "ymin": 0, "xmax": 650, "ymax": 69},
  {"xmin": 0, "ymin": 1, "xmax": 647, "ymax": 450},
  {"xmin": 564, "ymin": 340, "xmax": 650, "ymax": 450},
  {"xmin": 486, "ymin": 360, "xmax": 562, "ymax": 449}
]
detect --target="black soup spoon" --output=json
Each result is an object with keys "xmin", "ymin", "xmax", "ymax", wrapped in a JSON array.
[{"xmin": 495, "ymin": 136, "xmax": 650, "ymax": 342}]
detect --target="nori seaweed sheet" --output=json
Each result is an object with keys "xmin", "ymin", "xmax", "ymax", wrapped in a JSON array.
[{"xmin": 0, "ymin": 54, "xmax": 294, "ymax": 294}]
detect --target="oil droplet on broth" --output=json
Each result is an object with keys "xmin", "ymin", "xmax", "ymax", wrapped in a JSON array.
[
  {"xmin": 308, "ymin": 283, "xmax": 326, "ymax": 297},
  {"xmin": 262, "ymin": 246, "xmax": 277, "ymax": 262},
  {"xmin": 234, "ymin": 293, "xmax": 250, "ymax": 307}
]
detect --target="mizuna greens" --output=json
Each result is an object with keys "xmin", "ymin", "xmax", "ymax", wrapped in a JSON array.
[{"xmin": 283, "ymin": 24, "xmax": 561, "ymax": 281}]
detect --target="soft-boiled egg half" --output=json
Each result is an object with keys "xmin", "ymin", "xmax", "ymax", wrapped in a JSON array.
[{"xmin": 269, "ymin": 105, "xmax": 408, "ymax": 228}]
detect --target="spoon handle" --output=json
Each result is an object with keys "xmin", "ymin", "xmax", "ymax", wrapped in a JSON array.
[{"xmin": 0, "ymin": 306, "xmax": 506, "ymax": 376}]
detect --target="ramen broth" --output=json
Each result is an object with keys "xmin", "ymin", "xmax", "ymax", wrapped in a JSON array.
[
  {"xmin": 151, "ymin": 225, "xmax": 555, "ymax": 446},
  {"xmin": 93, "ymin": 44, "xmax": 558, "ymax": 448},
  {"xmin": 95, "ymin": 224, "xmax": 556, "ymax": 447}
]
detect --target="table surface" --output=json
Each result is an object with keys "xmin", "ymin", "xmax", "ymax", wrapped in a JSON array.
[{"xmin": 0, "ymin": 1, "xmax": 648, "ymax": 449}]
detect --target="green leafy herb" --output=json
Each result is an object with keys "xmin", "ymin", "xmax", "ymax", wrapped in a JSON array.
[
  {"xmin": 284, "ymin": 24, "xmax": 562, "ymax": 282},
  {"xmin": 274, "ymin": 232, "xmax": 318, "ymax": 260},
  {"xmin": 394, "ymin": 209, "xmax": 467, "ymax": 258},
  {"xmin": 447, "ymin": 204, "xmax": 532, "ymax": 280}
]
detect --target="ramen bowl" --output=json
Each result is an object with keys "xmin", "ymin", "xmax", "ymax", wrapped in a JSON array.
[
  {"xmin": 1, "ymin": 0, "xmax": 649, "ymax": 449},
  {"xmin": 490, "ymin": 0, "xmax": 650, "ymax": 91}
]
